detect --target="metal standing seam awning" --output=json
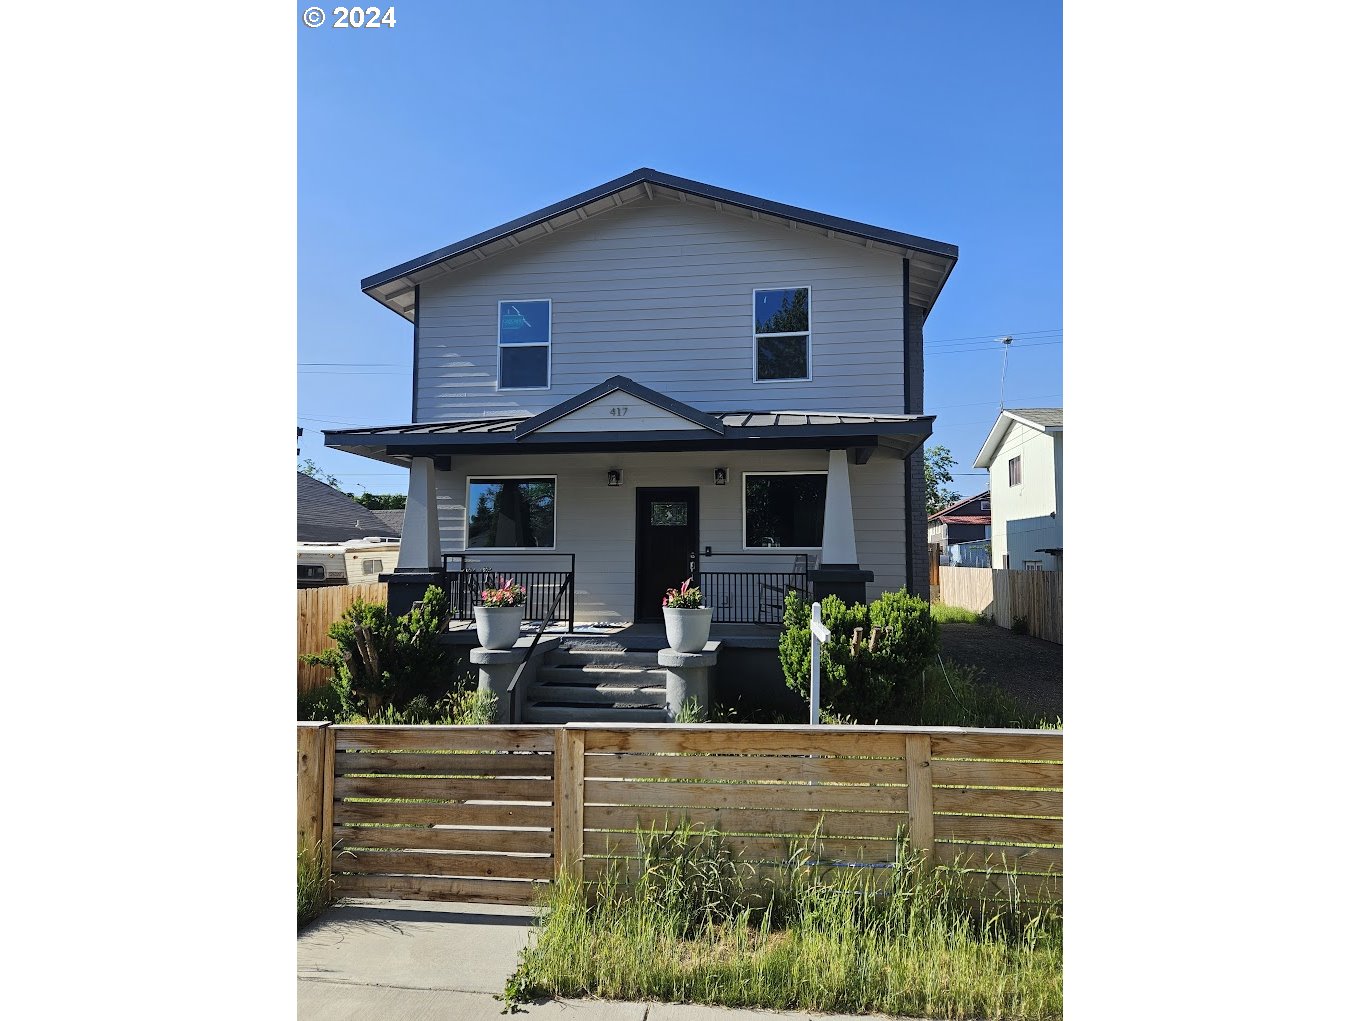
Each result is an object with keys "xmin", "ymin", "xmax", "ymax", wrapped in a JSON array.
[{"xmin": 324, "ymin": 410, "xmax": 934, "ymax": 467}]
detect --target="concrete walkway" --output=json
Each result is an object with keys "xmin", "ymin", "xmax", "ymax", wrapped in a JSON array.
[{"xmin": 298, "ymin": 898, "xmax": 926, "ymax": 1020}]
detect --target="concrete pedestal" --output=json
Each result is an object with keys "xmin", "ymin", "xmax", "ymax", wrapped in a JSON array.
[
  {"xmin": 470, "ymin": 637, "xmax": 561, "ymax": 723},
  {"xmin": 380, "ymin": 569, "xmax": 448, "ymax": 617},
  {"xmin": 807, "ymin": 565, "xmax": 874, "ymax": 607},
  {"xmin": 658, "ymin": 641, "xmax": 721, "ymax": 721}
]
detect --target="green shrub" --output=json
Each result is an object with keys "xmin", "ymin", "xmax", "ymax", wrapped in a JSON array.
[
  {"xmin": 297, "ymin": 682, "xmax": 345, "ymax": 722},
  {"xmin": 779, "ymin": 588, "xmax": 939, "ymax": 721},
  {"xmin": 300, "ymin": 585, "xmax": 450, "ymax": 715},
  {"xmin": 1011, "ymin": 614, "xmax": 1030, "ymax": 635},
  {"xmin": 344, "ymin": 686, "xmax": 498, "ymax": 725},
  {"xmin": 297, "ymin": 842, "xmax": 331, "ymax": 928}
]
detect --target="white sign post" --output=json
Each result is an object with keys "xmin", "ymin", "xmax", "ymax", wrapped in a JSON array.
[{"xmin": 809, "ymin": 601, "xmax": 829, "ymax": 725}]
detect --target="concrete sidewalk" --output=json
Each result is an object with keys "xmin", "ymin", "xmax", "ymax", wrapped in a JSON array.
[{"xmin": 298, "ymin": 898, "xmax": 924, "ymax": 1021}]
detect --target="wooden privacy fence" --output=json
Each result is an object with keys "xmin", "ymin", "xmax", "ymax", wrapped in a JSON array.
[
  {"xmin": 298, "ymin": 582, "xmax": 389, "ymax": 691},
  {"xmin": 937, "ymin": 567, "xmax": 1063, "ymax": 644},
  {"xmin": 298, "ymin": 723, "xmax": 1062, "ymax": 907}
]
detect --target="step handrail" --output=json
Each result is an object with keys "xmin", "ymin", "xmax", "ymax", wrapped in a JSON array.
[{"xmin": 505, "ymin": 574, "xmax": 573, "ymax": 724}]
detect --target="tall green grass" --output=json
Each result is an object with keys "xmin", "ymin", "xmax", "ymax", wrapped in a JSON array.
[
  {"xmin": 507, "ymin": 825, "xmax": 1061, "ymax": 1020},
  {"xmin": 930, "ymin": 602, "xmax": 990, "ymax": 625},
  {"xmin": 297, "ymin": 842, "xmax": 331, "ymax": 928}
]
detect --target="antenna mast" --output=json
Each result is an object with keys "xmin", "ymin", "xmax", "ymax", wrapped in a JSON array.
[{"xmin": 998, "ymin": 336, "xmax": 1014, "ymax": 411}]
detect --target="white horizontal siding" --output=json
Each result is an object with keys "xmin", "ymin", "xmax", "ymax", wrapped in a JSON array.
[
  {"xmin": 416, "ymin": 200, "xmax": 905, "ymax": 421},
  {"xmin": 432, "ymin": 450, "xmax": 906, "ymax": 623}
]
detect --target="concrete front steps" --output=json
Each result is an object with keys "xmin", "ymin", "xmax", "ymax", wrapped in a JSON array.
[{"xmin": 522, "ymin": 646, "xmax": 670, "ymax": 724}]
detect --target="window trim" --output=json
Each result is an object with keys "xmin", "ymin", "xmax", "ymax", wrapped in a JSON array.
[
  {"xmin": 740, "ymin": 470, "xmax": 827, "ymax": 551},
  {"xmin": 496, "ymin": 298, "xmax": 552, "ymax": 392},
  {"xmin": 752, "ymin": 286, "xmax": 812, "ymax": 384},
  {"xmin": 465, "ymin": 474, "xmax": 558, "ymax": 551},
  {"xmin": 1008, "ymin": 456, "xmax": 1022, "ymax": 487}
]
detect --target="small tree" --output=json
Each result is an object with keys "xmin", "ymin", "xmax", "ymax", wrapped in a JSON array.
[
  {"xmin": 301, "ymin": 585, "xmax": 450, "ymax": 714},
  {"xmin": 779, "ymin": 588, "xmax": 939, "ymax": 722},
  {"xmin": 924, "ymin": 445, "xmax": 962, "ymax": 516}
]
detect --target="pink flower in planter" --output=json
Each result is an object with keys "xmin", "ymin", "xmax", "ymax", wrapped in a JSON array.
[{"xmin": 662, "ymin": 576, "xmax": 705, "ymax": 609}]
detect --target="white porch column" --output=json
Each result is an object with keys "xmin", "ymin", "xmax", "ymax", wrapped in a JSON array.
[
  {"xmin": 820, "ymin": 449, "xmax": 859, "ymax": 565},
  {"xmin": 397, "ymin": 457, "xmax": 442, "ymax": 570}
]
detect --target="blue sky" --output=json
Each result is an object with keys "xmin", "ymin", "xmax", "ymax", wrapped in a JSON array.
[{"xmin": 298, "ymin": 0, "xmax": 1061, "ymax": 496}]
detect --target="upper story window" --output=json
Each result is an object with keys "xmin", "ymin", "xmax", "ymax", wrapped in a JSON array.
[
  {"xmin": 753, "ymin": 287, "xmax": 811, "ymax": 382},
  {"xmin": 1008, "ymin": 456, "xmax": 1022, "ymax": 486},
  {"xmin": 498, "ymin": 300, "xmax": 551, "ymax": 390}
]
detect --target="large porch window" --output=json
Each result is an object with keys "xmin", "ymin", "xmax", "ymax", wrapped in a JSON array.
[
  {"xmin": 467, "ymin": 477, "xmax": 556, "ymax": 549},
  {"xmin": 742, "ymin": 471, "xmax": 826, "ymax": 549}
]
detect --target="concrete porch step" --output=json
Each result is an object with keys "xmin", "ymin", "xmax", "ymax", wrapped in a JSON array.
[
  {"xmin": 522, "ymin": 703, "xmax": 671, "ymax": 724},
  {"xmin": 527, "ymin": 681, "xmax": 666, "ymax": 706},
  {"xmin": 543, "ymin": 648, "xmax": 659, "ymax": 668}
]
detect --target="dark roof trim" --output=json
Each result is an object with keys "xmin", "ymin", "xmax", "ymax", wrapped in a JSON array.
[
  {"xmin": 361, "ymin": 168, "xmax": 959, "ymax": 294},
  {"xmin": 378, "ymin": 429, "xmax": 928, "ymax": 459},
  {"xmin": 928, "ymin": 489, "xmax": 991, "ymax": 522},
  {"xmin": 514, "ymin": 375, "xmax": 724, "ymax": 437}
]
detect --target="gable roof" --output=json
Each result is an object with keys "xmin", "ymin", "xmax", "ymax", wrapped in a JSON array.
[
  {"xmin": 973, "ymin": 409, "xmax": 1064, "ymax": 469},
  {"xmin": 297, "ymin": 473, "xmax": 401, "ymax": 543},
  {"xmin": 515, "ymin": 375, "xmax": 725, "ymax": 437},
  {"xmin": 928, "ymin": 490, "xmax": 991, "ymax": 524},
  {"xmin": 360, "ymin": 168, "xmax": 959, "ymax": 321},
  {"xmin": 372, "ymin": 509, "xmax": 405, "ymax": 534}
]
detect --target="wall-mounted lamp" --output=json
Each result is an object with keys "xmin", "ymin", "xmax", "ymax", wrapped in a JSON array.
[
  {"xmin": 714, "ymin": 467, "xmax": 728, "ymax": 486},
  {"xmin": 607, "ymin": 469, "xmax": 622, "ymax": 487}
]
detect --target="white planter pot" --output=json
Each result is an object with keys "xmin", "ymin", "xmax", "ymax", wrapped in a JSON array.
[
  {"xmin": 474, "ymin": 605, "xmax": 524, "ymax": 650},
  {"xmin": 663, "ymin": 606, "xmax": 713, "ymax": 653}
]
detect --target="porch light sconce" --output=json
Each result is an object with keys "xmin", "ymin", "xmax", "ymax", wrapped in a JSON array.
[
  {"xmin": 714, "ymin": 467, "xmax": 728, "ymax": 486},
  {"xmin": 607, "ymin": 469, "xmax": 622, "ymax": 487}
]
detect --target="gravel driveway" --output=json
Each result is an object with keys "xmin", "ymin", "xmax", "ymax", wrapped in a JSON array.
[{"xmin": 938, "ymin": 622, "xmax": 1063, "ymax": 722}]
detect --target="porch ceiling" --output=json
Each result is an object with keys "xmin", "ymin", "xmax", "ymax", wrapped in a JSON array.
[{"xmin": 324, "ymin": 410, "xmax": 934, "ymax": 467}]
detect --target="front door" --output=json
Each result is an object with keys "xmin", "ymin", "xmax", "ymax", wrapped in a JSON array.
[{"xmin": 635, "ymin": 487, "xmax": 700, "ymax": 622}]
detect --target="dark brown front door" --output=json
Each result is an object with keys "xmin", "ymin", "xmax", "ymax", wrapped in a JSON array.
[{"xmin": 635, "ymin": 487, "xmax": 700, "ymax": 622}]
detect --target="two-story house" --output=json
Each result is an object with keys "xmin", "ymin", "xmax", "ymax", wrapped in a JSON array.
[
  {"xmin": 927, "ymin": 491, "xmax": 992, "ymax": 567},
  {"xmin": 973, "ymin": 408, "xmax": 1063, "ymax": 570},
  {"xmin": 325, "ymin": 169, "xmax": 958, "ymax": 647}
]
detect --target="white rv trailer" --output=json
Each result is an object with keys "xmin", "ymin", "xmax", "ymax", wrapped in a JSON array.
[{"xmin": 296, "ymin": 537, "xmax": 401, "ymax": 588}]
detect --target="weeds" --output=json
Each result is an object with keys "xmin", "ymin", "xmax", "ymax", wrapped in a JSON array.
[
  {"xmin": 297, "ymin": 842, "xmax": 332, "ymax": 928},
  {"xmin": 507, "ymin": 824, "xmax": 1062, "ymax": 1019}
]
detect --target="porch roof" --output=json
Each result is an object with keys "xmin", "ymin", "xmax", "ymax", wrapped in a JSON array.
[{"xmin": 324, "ymin": 408, "xmax": 934, "ymax": 466}]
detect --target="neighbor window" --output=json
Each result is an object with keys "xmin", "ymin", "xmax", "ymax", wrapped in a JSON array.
[
  {"xmin": 743, "ymin": 472, "xmax": 826, "ymax": 548},
  {"xmin": 361, "ymin": 559, "xmax": 384, "ymax": 574},
  {"xmin": 498, "ymin": 299, "xmax": 551, "ymax": 389},
  {"xmin": 1008, "ymin": 456, "xmax": 1022, "ymax": 486},
  {"xmin": 467, "ymin": 477, "xmax": 555, "ymax": 548},
  {"xmin": 754, "ymin": 287, "xmax": 810, "ymax": 381}
]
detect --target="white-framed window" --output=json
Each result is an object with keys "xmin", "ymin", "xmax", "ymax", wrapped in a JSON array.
[
  {"xmin": 467, "ymin": 476, "xmax": 556, "ymax": 549},
  {"xmin": 1008, "ymin": 456, "xmax": 1022, "ymax": 486},
  {"xmin": 497, "ymin": 299, "xmax": 551, "ymax": 390},
  {"xmin": 361, "ymin": 558, "xmax": 384, "ymax": 574},
  {"xmin": 742, "ymin": 471, "xmax": 826, "ymax": 549},
  {"xmin": 753, "ymin": 287, "xmax": 811, "ymax": 381}
]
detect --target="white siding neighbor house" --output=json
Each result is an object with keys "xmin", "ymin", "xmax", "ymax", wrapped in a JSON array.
[
  {"xmin": 324, "ymin": 169, "xmax": 958, "ymax": 634},
  {"xmin": 973, "ymin": 409, "xmax": 1063, "ymax": 571}
]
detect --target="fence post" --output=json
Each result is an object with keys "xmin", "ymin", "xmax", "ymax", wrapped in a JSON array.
[
  {"xmin": 904, "ymin": 733, "xmax": 934, "ymax": 870},
  {"xmin": 297, "ymin": 722, "xmax": 331, "ymax": 857},
  {"xmin": 554, "ymin": 727, "xmax": 585, "ymax": 882}
]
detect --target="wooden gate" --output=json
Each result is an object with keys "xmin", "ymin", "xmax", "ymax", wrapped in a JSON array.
[{"xmin": 322, "ymin": 725, "xmax": 559, "ymax": 905}]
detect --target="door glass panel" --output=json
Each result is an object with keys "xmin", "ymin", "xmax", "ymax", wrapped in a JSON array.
[{"xmin": 650, "ymin": 501, "xmax": 688, "ymax": 526}]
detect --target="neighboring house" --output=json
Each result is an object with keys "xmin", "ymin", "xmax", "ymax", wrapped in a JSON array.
[
  {"xmin": 973, "ymin": 409, "xmax": 1063, "ymax": 571},
  {"xmin": 372, "ymin": 508, "xmax": 406, "ymax": 535},
  {"xmin": 323, "ymin": 168, "xmax": 959, "ymax": 629},
  {"xmin": 927, "ymin": 491, "xmax": 991, "ymax": 566},
  {"xmin": 297, "ymin": 472, "xmax": 400, "ymax": 543}
]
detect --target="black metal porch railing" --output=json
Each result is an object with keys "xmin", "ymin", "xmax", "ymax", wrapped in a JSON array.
[
  {"xmin": 443, "ymin": 552, "xmax": 576, "ymax": 628},
  {"xmin": 699, "ymin": 553, "xmax": 810, "ymax": 625}
]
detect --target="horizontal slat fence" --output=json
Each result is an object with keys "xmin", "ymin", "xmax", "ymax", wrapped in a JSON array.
[
  {"xmin": 299, "ymin": 723, "xmax": 1062, "ymax": 908},
  {"xmin": 937, "ymin": 567, "xmax": 1063, "ymax": 644},
  {"xmin": 297, "ymin": 582, "xmax": 389, "ymax": 692},
  {"xmin": 326, "ymin": 725, "xmax": 559, "ymax": 905}
]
